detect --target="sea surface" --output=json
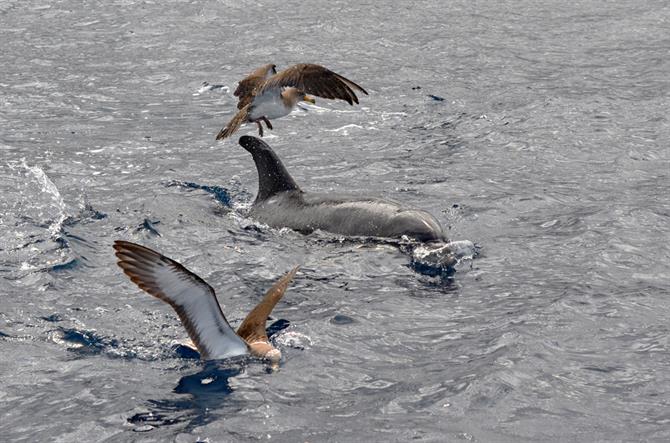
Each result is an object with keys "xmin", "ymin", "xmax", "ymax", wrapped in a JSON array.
[{"xmin": 1, "ymin": 0, "xmax": 669, "ymax": 441}]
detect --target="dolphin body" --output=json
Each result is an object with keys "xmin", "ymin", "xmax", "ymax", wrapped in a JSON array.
[{"xmin": 239, "ymin": 135, "xmax": 446, "ymax": 243}]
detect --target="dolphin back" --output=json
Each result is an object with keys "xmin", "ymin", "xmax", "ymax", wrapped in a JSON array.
[{"xmin": 251, "ymin": 192, "xmax": 446, "ymax": 242}]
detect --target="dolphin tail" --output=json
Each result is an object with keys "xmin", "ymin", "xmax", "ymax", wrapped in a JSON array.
[{"xmin": 216, "ymin": 104, "xmax": 250, "ymax": 140}]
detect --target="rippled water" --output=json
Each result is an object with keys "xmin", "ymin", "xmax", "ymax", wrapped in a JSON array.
[{"xmin": 1, "ymin": 0, "xmax": 669, "ymax": 441}]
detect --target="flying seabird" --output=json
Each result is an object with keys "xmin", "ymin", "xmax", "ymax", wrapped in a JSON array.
[
  {"xmin": 113, "ymin": 240, "xmax": 298, "ymax": 365},
  {"xmin": 215, "ymin": 63, "xmax": 368, "ymax": 140}
]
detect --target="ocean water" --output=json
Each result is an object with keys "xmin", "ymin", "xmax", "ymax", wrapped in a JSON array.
[{"xmin": 1, "ymin": 0, "xmax": 669, "ymax": 441}]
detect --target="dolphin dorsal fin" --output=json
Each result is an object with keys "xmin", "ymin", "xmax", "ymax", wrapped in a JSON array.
[{"xmin": 238, "ymin": 136, "xmax": 301, "ymax": 202}]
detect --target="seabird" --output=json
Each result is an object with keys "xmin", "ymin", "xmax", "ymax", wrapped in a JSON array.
[
  {"xmin": 113, "ymin": 240, "xmax": 298, "ymax": 365},
  {"xmin": 216, "ymin": 63, "xmax": 368, "ymax": 140}
]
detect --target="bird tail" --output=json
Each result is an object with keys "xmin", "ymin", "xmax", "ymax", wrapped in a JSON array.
[{"xmin": 216, "ymin": 105, "xmax": 250, "ymax": 140}]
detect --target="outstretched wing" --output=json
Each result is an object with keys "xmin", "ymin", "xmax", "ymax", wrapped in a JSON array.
[
  {"xmin": 259, "ymin": 64, "xmax": 368, "ymax": 105},
  {"xmin": 113, "ymin": 240, "xmax": 249, "ymax": 360},
  {"xmin": 236, "ymin": 266, "xmax": 299, "ymax": 344},
  {"xmin": 234, "ymin": 63, "xmax": 277, "ymax": 109},
  {"xmin": 216, "ymin": 104, "xmax": 250, "ymax": 140}
]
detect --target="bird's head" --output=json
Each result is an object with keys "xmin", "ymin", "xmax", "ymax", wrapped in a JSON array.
[
  {"xmin": 282, "ymin": 87, "xmax": 316, "ymax": 106},
  {"xmin": 248, "ymin": 340, "xmax": 281, "ymax": 368}
]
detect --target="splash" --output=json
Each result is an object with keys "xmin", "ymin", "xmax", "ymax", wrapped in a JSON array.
[
  {"xmin": 1, "ymin": 159, "xmax": 74, "ymax": 281},
  {"xmin": 409, "ymin": 240, "xmax": 479, "ymax": 278},
  {"xmin": 195, "ymin": 81, "xmax": 230, "ymax": 95},
  {"xmin": 21, "ymin": 159, "xmax": 68, "ymax": 239},
  {"xmin": 274, "ymin": 330, "xmax": 313, "ymax": 350}
]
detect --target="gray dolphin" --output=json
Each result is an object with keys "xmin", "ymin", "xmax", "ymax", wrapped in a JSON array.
[{"xmin": 239, "ymin": 135, "xmax": 446, "ymax": 242}]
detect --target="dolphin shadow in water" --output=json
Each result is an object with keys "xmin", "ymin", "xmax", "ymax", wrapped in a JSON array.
[{"xmin": 237, "ymin": 136, "xmax": 477, "ymax": 276}]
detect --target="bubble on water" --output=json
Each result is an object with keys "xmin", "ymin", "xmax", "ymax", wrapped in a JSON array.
[{"xmin": 274, "ymin": 330, "xmax": 312, "ymax": 350}]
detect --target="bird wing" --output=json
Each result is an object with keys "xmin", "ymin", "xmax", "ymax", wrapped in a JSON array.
[
  {"xmin": 258, "ymin": 64, "xmax": 368, "ymax": 105},
  {"xmin": 234, "ymin": 64, "xmax": 277, "ymax": 109},
  {"xmin": 236, "ymin": 266, "xmax": 299, "ymax": 345},
  {"xmin": 216, "ymin": 104, "xmax": 250, "ymax": 140},
  {"xmin": 113, "ymin": 240, "xmax": 249, "ymax": 360}
]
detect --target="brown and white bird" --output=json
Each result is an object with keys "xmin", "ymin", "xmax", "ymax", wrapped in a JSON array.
[
  {"xmin": 113, "ymin": 240, "xmax": 298, "ymax": 365},
  {"xmin": 215, "ymin": 63, "xmax": 368, "ymax": 140}
]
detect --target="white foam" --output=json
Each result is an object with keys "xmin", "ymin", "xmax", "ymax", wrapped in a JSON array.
[
  {"xmin": 444, "ymin": 240, "xmax": 477, "ymax": 260},
  {"xmin": 325, "ymin": 124, "xmax": 364, "ymax": 135},
  {"xmin": 196, "ymin": 82, "xmax": 230, "ymax": 95},
  {"xmin": 21, "ymin": 159, "xmax": 67, "ymax": 238},
  {"xmin": 412, "ymin": 239, "xmax": 478, "ymax": 270},
  {"xmin": 274, "ymin": 331, "xmax": 313, "ymax": 349}
]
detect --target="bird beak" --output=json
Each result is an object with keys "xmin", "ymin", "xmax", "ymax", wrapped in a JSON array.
[{"xmin": 302, "ymin": 95, "xmax": 316, "ymax": 104}]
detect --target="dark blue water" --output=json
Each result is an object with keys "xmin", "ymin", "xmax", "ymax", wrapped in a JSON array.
[{"xmin": 1, "ymin": 0, "xmax": 669, "ymax": 441}]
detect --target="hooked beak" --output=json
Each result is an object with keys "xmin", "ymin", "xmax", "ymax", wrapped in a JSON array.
[{"xmin": 302, "ymin": 95, "xmax": 316, "ymax": 104}]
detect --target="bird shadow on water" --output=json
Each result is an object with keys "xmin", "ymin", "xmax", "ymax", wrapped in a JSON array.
[
  {"xmin": 126, "ymin": 320, "xmax": 291, "ymax": 433},
  {"xmin": 47, "ymin": 316, "xmax": 293, "ymax": 433},
  {"xmin": 128, "ymin": 358, "xmax": 248, "ymax": 433}
]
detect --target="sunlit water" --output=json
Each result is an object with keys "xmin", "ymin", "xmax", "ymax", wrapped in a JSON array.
[{"xmin": 1, "ymin": 0, "xmax": 669, "ymax": 441}]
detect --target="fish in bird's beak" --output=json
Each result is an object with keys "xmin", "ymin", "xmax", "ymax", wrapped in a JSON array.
[{"xmin": 302, "ymin": 95, "xmax": 316, "ymax": 104}]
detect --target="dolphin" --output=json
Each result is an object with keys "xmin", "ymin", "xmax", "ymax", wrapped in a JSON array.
[
  {"xmin": 238, "ymin": 135, "xmax": 446, "ymax": 242},
  {"xmin": 113, "ymin": 240, "xmax": 298, "ymax": 366}
]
